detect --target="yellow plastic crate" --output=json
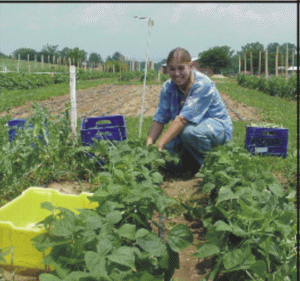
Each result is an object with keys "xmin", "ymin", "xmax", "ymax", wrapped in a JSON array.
[{"xmin": 0, "ymin": 187, "xmax": 98, "ymax": 276}]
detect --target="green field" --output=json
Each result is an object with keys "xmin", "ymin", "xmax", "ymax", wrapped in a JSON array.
[{"xmin": 0, "ymin": 75, "xmax": 297, "ymax": 280}]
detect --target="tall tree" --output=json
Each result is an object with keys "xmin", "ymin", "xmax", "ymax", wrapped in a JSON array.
[
  {"xmin": 111, "ymin": 52, "xmax": 125, "ymax": 61},
  {"xmin": 40, "ymin": 44, "xmax": 59, "ymax": 57},
  {"xmin": 67, "ymin": 47, "xmax": 87, "ymax": 66},
  {"xmin": 199, "ymin": 46, "xmax": 233, "ymax": 74},
  {"xmin": 59, "ymin": 47, "xmax": 72, "ymax": 58},
  {"xmin": 13, "ymin": 48, "xmax": 37, "ymax": 61},
  {"xmin": 88, "ymin": 52, "xmax": 103, "ymax": 64},
  {"xmin": 0, "ymin": 52, "xmax": 8, "ymax": 58}
]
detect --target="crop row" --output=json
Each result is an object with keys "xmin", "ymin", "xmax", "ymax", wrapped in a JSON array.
[
  {"xmin": 187, "ymin": 142, "xmax": 297, "ymax": 280},
  {"xmin": 237, "ymin": 74, "xmax": 297, "ymax": 100},
  {"xmin": 0, "ymin": 104, "xmax": 193, "ymax": 280},
  {"xmin": 0, "ymin": 70, "xmax": 169, "ymax": 92}
]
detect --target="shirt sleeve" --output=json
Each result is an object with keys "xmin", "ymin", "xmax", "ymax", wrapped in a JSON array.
[
  {"xmin": 179, "ymin": 79, "xmax": 215, "ymax": 124},
  {"xmin": 153, "ymin": 83, "xmax": 172, "ymax": 124}
]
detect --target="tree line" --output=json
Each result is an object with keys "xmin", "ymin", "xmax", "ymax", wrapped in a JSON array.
[
  {"xmin": 0, "ymin": 44, "xmax": 125, "ymax": 67},
  {"xmin": 0, "ymin": 41, "xmax": 297, "ymax": 74},
  {"xmin": 196, "ymin": 42, "xmax": 297, "ymax": 75}
]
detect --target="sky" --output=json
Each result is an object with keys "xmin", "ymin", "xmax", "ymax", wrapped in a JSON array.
[{"xmin": 0, "ymin": 2, "xmax": 298, "ymax": 63}]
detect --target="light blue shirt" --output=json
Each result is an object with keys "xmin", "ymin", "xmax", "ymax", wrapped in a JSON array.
[{"xmin": 153, "ymin": 70, "xmax": 233, "ymax": 140}]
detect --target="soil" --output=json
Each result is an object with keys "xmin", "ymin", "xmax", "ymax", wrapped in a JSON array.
[{"xmin": 1, "ymin": 82, "xmax": 262, "ymax": 281}]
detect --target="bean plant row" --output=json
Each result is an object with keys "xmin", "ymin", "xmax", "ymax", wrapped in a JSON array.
[
  {"xmin": 184, "ymin": 142, "xmax": 297, "ymax": 280},
  {"xmin": 237, "ymin": 74, "xmax": 297, "ymax": 100},
  {"xmin": 0, "ymin": 70, "xmax": 169, "ymax": 92},
  {"xmin": 0, "ymin": 104, "xmax": 193, "ymax": 280}
]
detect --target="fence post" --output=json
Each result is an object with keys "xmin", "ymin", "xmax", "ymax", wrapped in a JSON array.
[
  {"xmin": 265, "ymin": 49, "xmax": 269, "ymax": 78},
  {"xmin": 285, "ymin": 44, "xmax": 288, "ymax": 82},
  {"xmin": 69, "ymin": 66, "xmax": 77, "ymax": 137},
  {"xmin": 292, "ymin": 51, "xmax": 295, "ymax": 75},
  {"xmin": 250, "ymin": 52, "xmax": 253, "ymax": 76},
  {"xmin": 27, "ymin": 54, "xmax": 30, "ymax": 73},
  {"xmin": 275, "ymin": 47, "xmax": 279, "ymax": 77},
  {"xmin": 238, "ymin": 55, "xmax": 241, "ymax": 74},
  {"xmin": 17, "ymin": 54, "xmax": 20, "ymax": 73},
  {"xmin": 35, "ymin": 54, "xmax": 37, "ymax": 73},
  {"xmin": 244, "ymin": 53, "xmax": 246, "ymax": 73},
  {"xmin": 258, "ymin": 51, "xmax": 261, "ymax": 77}
]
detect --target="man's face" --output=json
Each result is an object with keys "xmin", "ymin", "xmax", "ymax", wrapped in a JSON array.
[{"xmin": 167, "ymin": 61, "xmax": 192, "ymax": 88}]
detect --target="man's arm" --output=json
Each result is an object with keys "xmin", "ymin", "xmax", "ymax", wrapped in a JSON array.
[
  {"xmin": 146, "ymin": 121, "xmax": 165, "ymax": 146},
  {"xmin": 157, "ymin": 115, "xmax": 188, "ymax": 151}
]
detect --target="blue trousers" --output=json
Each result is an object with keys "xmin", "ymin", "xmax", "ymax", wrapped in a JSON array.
[{"xmin": 164, "ymin": 118, "xmax": 227, "ymax": 169}]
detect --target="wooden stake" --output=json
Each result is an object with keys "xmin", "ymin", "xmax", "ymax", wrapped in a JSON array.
[
  {"xmin": 18, "ymin": 54, "xmax": 20, "ymax": 72},
  {"xmin": 250, "ymin": 52, "xmax": 253, "ymax": 76},
  {"xmin": 35, "ymin": 54, "xmax": 37, "ymax": 73},
  {"xmin": 275, "ymin": 47, "xmax": 279, "ymax": 77},
  {"xmin": 258, "ymin": 51, "xmax": 261, "ymax": 77},
  {"xmin": 292, "ymin": 51, "xmax": 295, "ymax": 75},
  {"xmin": 28, "ymin": 54, "xmax": 30, "ymax": 73},
  {"xmin": 285, "ymin": 44, "xmax": 288, "ymax": 81},
  {"xmin": 265, "ymin": 49, "xmax": 269, "ymax": 78},
  {"xmin": 238, "ymin": 55, "xmax": 241, "ymax": 74}
]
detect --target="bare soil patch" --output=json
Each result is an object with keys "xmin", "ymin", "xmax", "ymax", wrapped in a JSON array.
[{"xmin": 1, "ymin": 84, "xmax": 259, "ymax": 124}]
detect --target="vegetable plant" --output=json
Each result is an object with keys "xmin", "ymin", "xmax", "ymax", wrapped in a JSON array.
[{"xmin": 189, "ymin": 142, "xmax": 297, "ymax": 280}]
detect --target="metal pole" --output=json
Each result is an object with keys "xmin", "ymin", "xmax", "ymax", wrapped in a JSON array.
[{"xmin": 139, "ymin": 19, "xmax": 152, "ymax": 138}]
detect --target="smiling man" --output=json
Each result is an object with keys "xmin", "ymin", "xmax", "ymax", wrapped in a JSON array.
[{"xmin": 146, "ymin": 47, "xmax": 233, "ymax": 175}]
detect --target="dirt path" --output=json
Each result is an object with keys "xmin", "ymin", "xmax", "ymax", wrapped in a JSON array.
[
  {"xmin": 1, "ymin": 83, "xmax": 261, "ymax": 123},
  {"xmin": 1, "ymin": 83, "xmax": 262, "ymax": 280}
]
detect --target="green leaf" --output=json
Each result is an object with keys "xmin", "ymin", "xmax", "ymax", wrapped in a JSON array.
[
  {"xmin": 223, "ymin": 248, "xmax": 246, "ymax": 270},
  {"xmin": 268, "ymin": 183, "xmax": 284, "ymax": 197},
  {"xmin": 96, "ymin": 237, "xmax": 113, "ymax": 255},
  {"xmin": 139, "ymin": 271, "xmax": 164, "ymax": 281},
  {"xmin": 214, "ymin": 220, "xmax": 232, "ymax": 232},
  {"xmin": 85, "ymin": 213, "xmax": 104, "ymax": 230},
  {"xmin": 238, "ymin": 200, "xmax": 264, "ymax": 220},
  {"xmin": 117, "ymin": 224, "xmax": 136, "ymax": 240},
  {"xmin": 193, "ymin": 243, "xmax": 220, "ymax": 258},
  {"xmin": 250, "ymin": 260, "xmax": 267, "ymax": 279},
  {"xmin": 108, "ymin": 246, "xmax": 137, "ymax": 271},
  {"xmin": 51, "ymin": 219, "xmax": 75, "ymax": 237},
  {"xmin": 136, "ymin": 228, "xmax": 150, "ymax": 238},
  {"xmin": 106, "ymin": 210, "xmax": 122, "ymax": 224},
  {"xmin": 65, "ymin": 271, "xmax": 98, "ymax": 280},
  {"xmin": 202, "ymin": 182, "xmax": 215, "ymax": 193},
  {"xmin": 216, "ymin": 186, "xmax": 239, "ymax": 204},
  {"xmin": 151, "ymin": 171, "xmax": 163, "ymax": 184},
  {"xmin": 39, "ymin": 273, "xmax": 62, "ymax": 281},
  {"xmin": 137, "ymin": 232, "xmax": 167, "ymax": 257},
  {"xmin": 166, "ymin": 224, "xmax": 194, "ymax": 252},
  {"xmin": 41, "ymin": 201, "xmax": 54, "ymax": 211},
  {"xmin": 85, "ymin": 251, "xmax": 110, "ymax": 280}
]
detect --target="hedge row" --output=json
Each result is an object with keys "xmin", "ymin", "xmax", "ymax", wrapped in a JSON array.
[{"xmin": 237, "ymin": 74, "xmax": 297, "ymax": 100}]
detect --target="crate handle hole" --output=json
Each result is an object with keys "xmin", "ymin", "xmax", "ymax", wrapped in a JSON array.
[
  {"xmin": 96, "ymin": 131, "xmax": 111, "ymax": 136},
  {"xmin": 96, "ymin": 120, "xmax": 112, "ymax": 126},
  {"xmin": 261, "ymin": 131, "xmax": 275, "ymax": 136}
]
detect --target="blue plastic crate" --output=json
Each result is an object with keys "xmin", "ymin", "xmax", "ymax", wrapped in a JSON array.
[
  {"xmin": 8, "ymin": 119, "xmax": 49, "ymax": 144},
  {"xmin": 245, "ymin": 126, "xmax": 288, "ymax": 158},
  {"xmin": 80, "ymin": 115, "xmax": 127, "ymax": 146},
  {"xmin": 8, "ymin": 119, "xmax": 27, "ymax": 142}
]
